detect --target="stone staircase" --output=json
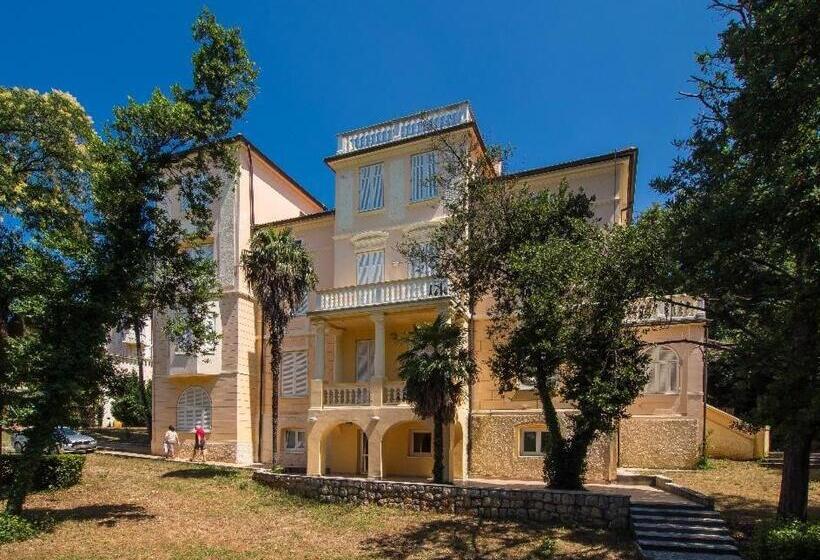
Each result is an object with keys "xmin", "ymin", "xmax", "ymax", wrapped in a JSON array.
[
  {"xmin": 631, "ymin": 502, "xmax": 741, "ymax": 560},
  {"xmin": 759, "ymin": 451, "xmax": 820, "ymax": 469}
]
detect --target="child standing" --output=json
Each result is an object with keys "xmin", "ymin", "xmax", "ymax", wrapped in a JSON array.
[{"xmin": 163, "ymin": 425, "xmax": 179, "ymax": 459}]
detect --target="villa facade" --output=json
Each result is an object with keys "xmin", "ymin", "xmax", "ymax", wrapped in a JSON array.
[{"xmin": 150, "ymin": 103, "xmax": 707, "ymax": 481}]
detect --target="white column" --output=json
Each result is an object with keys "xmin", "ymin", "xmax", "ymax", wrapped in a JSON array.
[
  {"xmin": 313, "ymin": 320, "xmax": 326, "ymax": 380},
  {"xmin": 333, "ymin": 329, "xmax": 343, "ymax": 382}
]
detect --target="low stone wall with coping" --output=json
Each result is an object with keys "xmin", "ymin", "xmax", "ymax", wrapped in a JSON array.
[{"xmin": 252, "ymin": 471, "xmax": 630, "ymax": 529}]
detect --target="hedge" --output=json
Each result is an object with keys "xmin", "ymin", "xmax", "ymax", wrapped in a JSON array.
[
  {"xmin": 0, "ymin": 454, "xmax": 86, "ymax": 491},
  {"xmin": 0, "ymin": 513, "xmax": 37, "ymax": 544},
  {"xmin": 750, "ymin": 520, "xmax": 820, "ymax": 560}
]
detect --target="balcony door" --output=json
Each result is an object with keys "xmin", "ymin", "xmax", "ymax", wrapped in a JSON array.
[{"xmin": 356, "ymin": 340, "xmax": 375, "ymax": 382}]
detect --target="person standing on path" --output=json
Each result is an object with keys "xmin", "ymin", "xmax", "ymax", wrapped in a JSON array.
[
  {"xmin": 163, "ymin": 425, "xmax": 179, "ymax": 459},
  {"xmin": 190, "ymin": 422, "xmax": 207, "ymax": 462}
]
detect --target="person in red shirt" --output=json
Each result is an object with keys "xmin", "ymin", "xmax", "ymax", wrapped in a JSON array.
[{"xmin": 190, "ymin": 422, "xmax": 208, "ymax": 462}]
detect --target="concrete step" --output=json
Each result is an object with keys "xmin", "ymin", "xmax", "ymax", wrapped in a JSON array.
[
  {"xmin": 637, "ymin": 531, "xmax": 735, "ymax": 544},
  {"xmin": 631, "ymin": 502, "xmax": 709, "ymax": 512},
  {"xmin": 637, "ymin": 538, "xmax": 739, "ymax": 554},
  {"xmin": 642, "ymin": 551, "xmax": 741, "ymax": 560},
  {"xmin": 633, "ymin": 522, "xmax": 730, "ymax": 535},
  {"xmin": 632, "ymin": 514, "xmax": 726, "ymax": 525},
  {"xmin": 631, "ymin": 506, "xmax": 720, "ymax": 518}
]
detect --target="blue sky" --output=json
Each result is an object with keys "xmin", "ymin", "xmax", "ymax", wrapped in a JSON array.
[{"xmin": 1, "ymin": 1, "xmax": 725, "ymax": 212}]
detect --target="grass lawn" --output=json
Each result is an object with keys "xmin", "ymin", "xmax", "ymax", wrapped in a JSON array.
[
  {"xmin": 651, "ymin": 459, "xmax": 820, "ymax": 553},
  {"xmin": 1, "ymin": 454, "xmax": 636, "ymax": 560}
]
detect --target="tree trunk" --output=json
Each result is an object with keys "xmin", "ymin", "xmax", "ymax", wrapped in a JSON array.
[
  {"xmin": 777, "ymin": 431, "xmax": 813, "ymax": 520},
  {"xmin": 537, "ymin": 377, "xmax": 564, "ymax": 485},
  {"xmin": 257, "ymin": 309, "xmax": 265, "ymax": 463},
  {"xmin": 5, "ymin": 423, "xmax": 49, "ymax": 515},
  {"xmin": 269, "ymin": 331, "xmax": 281, "ymax": 465},
  {"xmin": 432, "ymin": 416, "xmax": 444, "ymax": 484},
  {"xmin": 133, "ymin": 319, "xmax": 151, "ymax": 443}
]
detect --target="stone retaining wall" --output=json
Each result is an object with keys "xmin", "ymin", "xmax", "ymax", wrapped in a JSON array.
[{"xmin": 253, "ymin": 472, "xmax": 630, "ymax": 529}]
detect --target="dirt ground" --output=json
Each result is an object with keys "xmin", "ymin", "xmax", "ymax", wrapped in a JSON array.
[{"xmin": 1, "ymin": 454, "xmax": 637, "ymax": 560}]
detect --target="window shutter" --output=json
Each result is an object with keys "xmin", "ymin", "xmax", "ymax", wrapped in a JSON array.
[
  {"xmin": 372, "ymin": 164, "xmax": 383, "ymax": 209},
  {"xmin": 357, "ymin": 250, "xmax": 384, "ymax": 285},
  {"xmin": 176, "ymin": 387, "xmax": 212, "ymax": 431},
  {"xmin": 293, "ymin": 351, "xmax": 308, "ymax": 396},
  {"xmin": 359, "ymin": 165, "xmax": 371, "ymax": 211},
  {"xmin": 356, "ymin": 340, "xmax": 374, "ymax": 381},
  {"xmin": 281, "ymin": 351, "xmax": 295, "ymax": 396},
  {"xmin": 411, "ymin": 152, "xmax": 437, "ymax": 201},
  {"xmin": 359, "ymin": 163, "xmax": 383, "ymax": 211}
]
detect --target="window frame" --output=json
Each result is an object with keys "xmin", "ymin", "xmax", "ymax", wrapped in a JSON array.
[
  {"xmin": 410, "ymin": 151, "xmax": 438, "ymax": 202},
  {"xmin": 409, "ymin": 430, "xmax": 433, "ymax": 456},
  {"xmin": 176, "ymin": 386, "xmax": 212, "ymax": 432},
  {"xmin": 358, "ymin": 162, "xmax": 384, "ymax": 212},
  {"xmin": 356, "ymin": 249, "xmax": 385, "ymax": 286},
  {"xmin": 519, "ymin": 428, "xmax": 549, "ymax": 457},
  {"xmin": 283, "ymin": 429, "xmax": 306, "ymax": 453},
  {"xmin": 643, "ymin": 345, "xmax": 680, "ymax": 395},
  {"xmin": 281, "ymin": 350, "xmax": 309, "ymax": 398}
]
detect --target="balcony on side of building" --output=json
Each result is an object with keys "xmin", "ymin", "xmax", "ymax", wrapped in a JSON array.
[
  {"xmin": 625, "ymin": 295, "xmax": 706, "ymax": 325},
  {"xmin": 312, "ymin": 277, "xmax": 450, "ymax": 314}
]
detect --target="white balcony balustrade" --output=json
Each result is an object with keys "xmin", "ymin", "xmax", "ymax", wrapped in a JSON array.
[
  {"xmin": 336, "ymin": 102, "xmax": 472, "ymax": 155},
  {"xmin": 322, "ymin": 383, "xmax": 371, "ymax": 407},
  {"xmin": 313, "ymin": 277, "xmax": 449, "ymax": 313},
  {"xmin": 383, "ymin": 382, "xmax": 408, "ymax": 406},
  {"xmin": 625, "ymin": 295, "xmax": 706, "ymax": 324}
]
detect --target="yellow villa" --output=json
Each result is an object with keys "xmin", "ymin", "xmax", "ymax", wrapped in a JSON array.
[{"xmin": 151, "ymin": 102, "xmax": 714, "ymax": 481}]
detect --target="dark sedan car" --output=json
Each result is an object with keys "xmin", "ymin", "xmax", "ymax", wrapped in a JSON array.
[{"xmin": 12, "ymin": 426, "xmax": 97, "ymax": 454}]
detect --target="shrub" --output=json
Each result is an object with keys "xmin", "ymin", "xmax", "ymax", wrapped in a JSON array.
[
  {"xmin": 750, "ymin": 520, "xmax": 820, "ymax": 560},
  {"xmin": 111, "ymin": 376, "xmax": 151, "ymax": 427},
  {"xmin": 0, "ymin": 454, "xmax": 86, "ymax": 491},
  {"xmin": 0, "ymin": 513, "xmax": 37, "ymax": 544}
]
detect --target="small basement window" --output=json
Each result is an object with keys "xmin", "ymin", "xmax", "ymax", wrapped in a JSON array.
[{"xmin": 520, "ymin": 429, "xmax": 548, "ymax": 456}]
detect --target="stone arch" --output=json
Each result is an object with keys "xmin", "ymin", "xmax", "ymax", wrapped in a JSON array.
[
  {"xmin": 381, "ymin": 419, "xmax": 434, "ymax": 479},
  {"xmin": 310, "ymin": 419, "xmax": 371, "ymax": 476}
]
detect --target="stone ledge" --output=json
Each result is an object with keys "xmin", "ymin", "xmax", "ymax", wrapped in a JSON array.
[{"xmin": 252, "ymin": 471, "xmax": 630, "ymax": 529}]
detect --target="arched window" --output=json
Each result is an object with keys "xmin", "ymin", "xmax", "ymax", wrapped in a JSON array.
[
  {"xmin": 177, "ymin": 387, "xmax": 212, "ymax": 431},
  {"xmin": 644, "ymin": 346, "xmax": 679, "ymax": 394}
]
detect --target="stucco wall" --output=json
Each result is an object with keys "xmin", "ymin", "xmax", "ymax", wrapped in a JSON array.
[
  {"xmin": 619, "ymin": 416, "xmax": 700, "ymax": 469},
  {"xmin": 469, "ymin": 412, "xmax": 615, "ymax": 482}
]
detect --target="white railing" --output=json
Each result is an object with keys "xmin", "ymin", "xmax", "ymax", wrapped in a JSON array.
[
  {"xmin": 336, "ymin": 102, "xmax": 472, "ymax": 154},
  {"xmin": 625, "ymin": 295, "xmax": 706, "ymax": 324},
  {"xmin": 314, "ymin": 277, "xmax": 450, "ymax": 313},
  {"xmin": 383, "ymin": 382, "xmax": 408, "ymax": 405},
  {"xmin": 323, "ymin": 383, "xmax": 371, "ymax": 407}
]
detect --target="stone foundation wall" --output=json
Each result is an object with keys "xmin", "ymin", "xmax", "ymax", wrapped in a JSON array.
[
  {"xmin": 469, "ymin": 412, "xmax": 615, "ymax": 482},
  {"xmin": 174, "ymin": 441, "xmax": 238, "ymax": 463},
  {"xmin": 619, "ymin": 416, "xmax": 700, "ymax": 469},
  {"xmin": 253, "ymin": 472, "xmax": 630, "ymax": 529}
]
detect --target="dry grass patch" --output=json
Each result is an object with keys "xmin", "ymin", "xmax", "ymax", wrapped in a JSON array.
[
  {"xmin": 650, "ymin": 459, "xmax": 820, "ymax": 552},
  {"xmin": 1, "ymin": 454, "xmax": 635, "ymax": 560}
]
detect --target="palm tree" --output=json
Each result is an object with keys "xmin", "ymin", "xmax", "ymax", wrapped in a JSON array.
[
  {"xmin": 241, "ymin": 227, "xmax": 316, "ymax": 464},
  {"xmin": 398, "ymin": 312, "xmax": 475, "ymax": 483}
]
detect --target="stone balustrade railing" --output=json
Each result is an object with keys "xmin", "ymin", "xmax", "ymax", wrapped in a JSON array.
[
  {"xmin": 383, "ymin": 382, "xmax": 408, "ymax": 405},
  {"xmin": 336, "ymin": 102, "xmax": 472, "ymax": 154},
  {"xmin": 314, "ymin": 277, "xmax": 449, "ymax": 313},
  {"xmin": 625, "ymin": 295, "xmax": 706, "ymax": 324},
  {"xmin": 323, "ymin": 383, "xmax": 371, "ymax": 407}
]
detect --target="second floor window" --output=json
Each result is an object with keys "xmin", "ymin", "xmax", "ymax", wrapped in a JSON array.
[
  {"xmin": 356, "ymin": 249, "xmax": 384, "ymax": 285},
  {"xmin": 356, "ymin": 339, "xmax": 375, "ymax": 381},
  {"xmin": 281, "ymin": 350, "xmax": 308, "ymax": 397},
  {"xmin": 408, "ymin": 242, "xmax": 434, "ymax": 278},
  {"xmin": 359, "ymin": 163, "xmax": 384, "ymax": 212},
  {"xmin": 644, "ymin": 345, "xmax": 679, "ymax": 394},
  {"xmin": 411, "ymin": 151, "xmax": 437, "ymax": 201}
]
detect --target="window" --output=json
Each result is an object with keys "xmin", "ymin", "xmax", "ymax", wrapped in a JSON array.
[
  {"xmin": 359, "ymin": 163, "xmax": 384, "ymax": 211},
  {"xmin": 411, "ymin": 151, "xmax": 437, "ymax": 201},
  {"xmin": 407, "ymin": 242, "xmax": 434, "ymax": 279},
  {"xmin": 356, "ymin": 250, "xmax": 384, "ymax": 285},
  {"xmin": 644, "ymin": 346, "xmax": 679, "ymax": 394},
  {"xmin": 356, "ymin": 340, "xmax": 375, "ymax": 381},
  {"xmin": 281, "ymin": 350, "xmax": 308, "ymax": 397},
  {"xmin": 293, "ymin": 295, "xmax": 308, "ymax": 316},
  {"xmin": 177, "ymin": 387, "xmax": 212, "ymax": 431},
  {"xmin": 284, "ymin": 429, "xmax": 305, "ymax": 453},
  {"xmin": 410, "ymin": 431, "xmax": 432, "ymax": 456},
  {"xmin": 520, "ymin": 429, "xmax": 549, "ymax": 456}
]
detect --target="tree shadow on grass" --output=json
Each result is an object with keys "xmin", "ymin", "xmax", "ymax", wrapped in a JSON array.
[
  {"xmin": 25, "ymin": 503, "xmax": 154, "ymax": 529},
  {"xmin": 161, "ymin": 466, "xmax": 239, "ymax": 480},
  {"xmin": 710, "ymin": 490, "xmax": 820, "ymax": 546},
  {"xmin": 361, "ymin": 516, "xmax": 632, "ymax": 560}
]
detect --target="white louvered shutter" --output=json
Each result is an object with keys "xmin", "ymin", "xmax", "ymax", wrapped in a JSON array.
[
  {"xmin": 357, "ymin": 250, "xmax": 384, "ymax": 285},
  {"xmin": 177, "ymin": 387, "xmax": 212, "ymax": 431},
  {"xmin": 281, "ymin": 351, "xmax": 307, "ymax": 397},
  {"xmin": 356, "ymin": 340, "xmax": 374, "ymax": 381},
  {"xmin": 411, "ymin": 152, "xmax": 437, "ymax": 201},
  {"xmin": 359, "ymin": 163, "xmax": 383, "ymax": 211}
]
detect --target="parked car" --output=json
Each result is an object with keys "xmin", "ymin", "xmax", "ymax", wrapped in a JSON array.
[{"xmin": 12, "ymin": 426, "xmax": 97, "ymax": 454}]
